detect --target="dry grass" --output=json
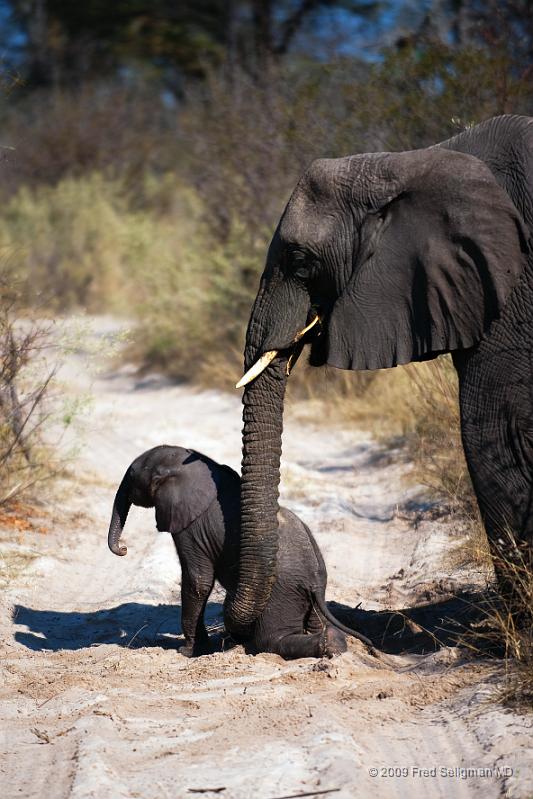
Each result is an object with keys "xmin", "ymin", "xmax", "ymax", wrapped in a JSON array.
[
  {"xmin": 0, "ymin": 546, "xmax": 39, "ymax": 589},
  {"xmin": 0, "ymin": 500, "xmax": 48, "ymax": 589},
  {"xmin": 0, "ymin": 278, "xmax": 93, "ymax": 508},
  {"xmin": 0, "ymin": 288, "xmax": 57, "ymax": 505},
  {"xmin": 454, "ymin": 530, "xmax": 533, "ymax": 709},
  {"xmin": 490, "ymin": 531, "xmax": 533, "ymax": 707},
  {"xmin": 0, "ymin": 173, "xmax": 186, "ymax": 312},
  {"xmin": 388, "ymin": 363, "xmax": 532, "ymax": 707}
]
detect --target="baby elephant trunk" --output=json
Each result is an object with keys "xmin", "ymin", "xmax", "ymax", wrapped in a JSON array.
[{"xmin": 108, "ymin": 472, "xmax": 132, "ymax": 556}]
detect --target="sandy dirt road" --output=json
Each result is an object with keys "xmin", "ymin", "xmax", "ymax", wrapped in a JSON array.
[{"xmin": 0, "ymin": 318, "xmax": 531, "ymax": 799}]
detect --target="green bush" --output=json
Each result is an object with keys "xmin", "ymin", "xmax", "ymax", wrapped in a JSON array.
[
  {"xmin": 0, "ymin": 175, "xmax": 129, "ymax": 309},
  {"xmin": 133, "ymin": 216, "xmax": 268, "ymax": 383},
  {"xmin": 0, "ymin": 168, "xmax": 263, "ymax": 384},
  {"xmin": 0, "ymin": 173, "xmax": 196, "ymax": 313}
]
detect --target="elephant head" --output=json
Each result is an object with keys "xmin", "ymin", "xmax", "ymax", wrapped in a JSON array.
[
  {"xmin": 107, "ymin": 445, "xmax": 220, "ymax": 556},
  {"xmin": 227, "ymin": 142, "xmax": 529, "ymax": 631}
]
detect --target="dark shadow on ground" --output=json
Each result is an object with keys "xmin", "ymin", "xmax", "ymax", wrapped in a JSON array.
[
  {"xmin": 13, "ymin": 591, "xmax": 503, "ymax": 657},
  {"xmin": 12, "ymin": 601, "xmax": 226, "ymax": 652},
  {"xmin": 330, "ymin": 589, "xmax": 503, "ymax": 655}
]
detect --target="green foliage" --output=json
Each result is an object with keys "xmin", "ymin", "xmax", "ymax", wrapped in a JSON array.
[
  {"xmin": 5, "ymin": 0, "xmax": 228, "ymax": 85},
  {"xmin": 134, "ymin": 216, "xmax": 268, "ymax": 383},
  {"xmin": 182, "ymin": 45, "xmax": 533, "ymax": 243},
  {"xmin": 359, "ymin": 43, "xmax": 533, "ymax": 150},
  {"xmin": 0, "ymin": 173, "xmax": 182, "ymax": 311},
  {"xmin": 0, "ymin": 166, "xmax": 261, "ymax": 383}
]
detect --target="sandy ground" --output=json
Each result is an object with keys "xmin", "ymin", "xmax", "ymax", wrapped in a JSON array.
[{"xmin": 0, "ymin": 317, "xmax": 531, "ymax": 799}]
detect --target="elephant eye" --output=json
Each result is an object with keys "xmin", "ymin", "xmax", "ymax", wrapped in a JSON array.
[
  {"xmin": 290, "ymin": 249, "xmax": 312, "ymax": 280},
  {"xmin": 294, "ymin": 264, "xmax": 310, "ymax": 280}
]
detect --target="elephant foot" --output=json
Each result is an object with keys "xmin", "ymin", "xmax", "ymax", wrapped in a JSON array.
[
  {"xmin": 179, "ymin": 638, "xmax": 214, "ymax": 658},
  {"xmin": 324, "ymin": 626, "xmax": 347, "ymax": 657}
]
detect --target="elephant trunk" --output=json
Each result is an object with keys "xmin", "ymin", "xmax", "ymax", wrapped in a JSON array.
[
  {"xmin": 108, "ymin": 472, "xmax": 132, "ymax": 556},
  {"xmin": 226, "ymin": 354, "xmax": 288, "ymax": 633}
]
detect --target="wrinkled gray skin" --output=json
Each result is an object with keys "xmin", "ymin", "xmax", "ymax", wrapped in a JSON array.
[
  {"xmin": 108, "ymin": 445, "xmax": 371, "ymax": 659},
  {"xmin": 228, "ymin": 114, "xmax": 533, "ymax": 632}
]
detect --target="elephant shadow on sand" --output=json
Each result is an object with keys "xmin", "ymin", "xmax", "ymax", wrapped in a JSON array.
[
  {"xmin": 12, "ymin": 591, "xmax": 500, "ymax": 656},
  {"xmin": 11, "ymin": 601, "xmax": 226, "ymax": 653},
  {"xmin": 331, "ymin": 590, "xmax": 503, "ymax": 655}
]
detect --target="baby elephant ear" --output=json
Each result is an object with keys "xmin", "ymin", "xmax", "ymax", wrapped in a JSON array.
[
  {"xmin": 324, "ymin": 148, "xmax": 529, "ymax": 371},
  {"xmin": 153, "ymin": 458, "xmax": 217, "ymax": 534}
]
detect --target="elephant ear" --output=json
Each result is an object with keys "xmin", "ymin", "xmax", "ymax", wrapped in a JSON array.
[
  {"xmin": 323, "ymin": 148, "xmax": 529, "ymax": 371},
  {"xmin": 153, "ymin": 456, "xmax": 218, "ymax": 534}
]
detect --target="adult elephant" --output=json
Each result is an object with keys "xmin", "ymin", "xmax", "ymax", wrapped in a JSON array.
[{"xmin": 226, "ymin": 114, "xmax": 533, "ymax": 633}]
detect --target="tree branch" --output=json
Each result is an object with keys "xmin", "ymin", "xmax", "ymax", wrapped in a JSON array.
[{"xmin": 274, "ymin": 0, "xmax": 322, "ymax": 56}]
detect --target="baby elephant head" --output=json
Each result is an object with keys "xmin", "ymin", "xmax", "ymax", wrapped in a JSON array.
[{"xmin": 107, "ymin": 445, "xmax": 220, "ymax": 556}]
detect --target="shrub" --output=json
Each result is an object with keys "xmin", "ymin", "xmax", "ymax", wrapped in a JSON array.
[
  {"xmin": 133, "ymin": 216, "xmax": 267, "ymax": 383},
  {"xmin": 0, "ymin": 279, "xmax": 65, "ymax": 504},
  {"xmin": 0, "ymin": 172, "xmax": 190, "ymax": 312},
  {"xmin": 0, "ymin": 82, "xmax": 176, "ymax": 195}
]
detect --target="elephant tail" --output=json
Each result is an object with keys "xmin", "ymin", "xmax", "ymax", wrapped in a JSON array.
[{"xmin": 310, "ymin": 590, "xmax": 374, "ymax": 650}]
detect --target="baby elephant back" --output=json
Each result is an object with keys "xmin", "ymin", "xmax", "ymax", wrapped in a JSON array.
[{"xmin": 276, "ymin": 507, "xmax": 326, "ymax": 587}]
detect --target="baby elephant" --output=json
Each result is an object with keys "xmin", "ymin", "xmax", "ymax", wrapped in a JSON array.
[{"xmin": 107, "ymin": 445, "xmax": 371, "ymax": 659}]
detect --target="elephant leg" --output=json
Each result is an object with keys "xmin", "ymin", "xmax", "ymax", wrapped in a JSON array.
[
  {"xmin": 306, "ymin": 591, "xmax": 348, "ymax": 656},
  {"xmin": 257, "ymin": 626, "xmax": 346, "ymax": 660},
  {"xmin": 305, "ymin": 602, "xmax": 326, "ymax": 635},
  {"xmin": 254, "ymin": 586, "xmax": 346, "ymax": 659},
  {"xmin": 454, "ymin": 347, "xmax": 533, "ymax": 613},
  {"xmin": 179, "ymin": 565, "xmax": 215, "ymax": 657}
]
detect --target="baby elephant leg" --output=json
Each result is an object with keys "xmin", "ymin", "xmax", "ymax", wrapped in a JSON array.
[
  {"xmin": 266, "ymin": 626, "xmax": 347, "ymax": 660},
  {"xmin": 255, "ymin": 589, "xmax": 347, "ymax": 660},
  {"xmin": 305, "ymin": 591, "xmax": 347, "ymax": 656},
  {"xmin": 179, "ymin": 567, "xmax": 214, "ymax": 657},
  {"xmin": 305, "ymin": 601, "xmax": 326, "ymax": 635}
]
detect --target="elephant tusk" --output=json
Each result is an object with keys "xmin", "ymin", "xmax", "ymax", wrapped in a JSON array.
[
  {"xmin": 236, "ymin": 350, "xmax": 278, "ymax": 389},
  {"xmin": 286, "ymin": 340, "xmax": 304, "ymax": 376},
  {"xmin": 235, "ymin": 314, "xmax": 321, "ymax": 389},
  {"xmin": 292, "ymin": 313, "xmax": 321, "ymax": 342}
]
